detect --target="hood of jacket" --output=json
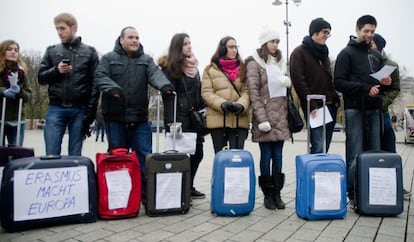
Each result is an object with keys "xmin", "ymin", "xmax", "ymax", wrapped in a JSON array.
[{"xmin": 347, "ymin": 35, "xmax": 372, "ymax": 50}]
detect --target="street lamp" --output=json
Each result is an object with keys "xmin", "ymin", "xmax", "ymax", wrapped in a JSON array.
[{"xmin": 272, "ymin": 0, "xmax": 302, "ymax": 68}]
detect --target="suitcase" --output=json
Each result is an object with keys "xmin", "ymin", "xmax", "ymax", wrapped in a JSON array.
[
  {"xmin": 295, "ymin": 94, "xmax": 347, "ymax": 220},
  {"xmin": 0, "ymin": 98, "xmax": 35, "ymax": 186},
  {"xmin": 0, "ymin": 155, "xmax": 97, "ymax": 232},
  {"xmin": 354, "ymin": 151, "xmax": 403, "ymax": 216},
  {"xmin": 210, "ymin": 113, "xmax": 256, "ymax": 216},
  {"xmin": 96, "ymin": 148, "xmax": 141, "ymax": 219},
  {"xmin": 145, "ymin": 92, "xmax": 191, "ymax": 216}
]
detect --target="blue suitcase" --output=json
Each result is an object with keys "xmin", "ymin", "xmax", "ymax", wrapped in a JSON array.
[
  {"xmin": 295, "ymin": 153, "xmax": 347, "ymax": 220},
  {"xmin": 354, "ymin": 152, "xmax": 403, "ymax": 216},
  {"xmin": 211, "ymin": 149, "xmax": 256, "ymax": 216},
  {"xmin": 0, "ymin": 155, "xmax": 97, "ymax": 232}
]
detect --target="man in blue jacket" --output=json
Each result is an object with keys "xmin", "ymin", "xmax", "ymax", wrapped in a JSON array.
[{"xmin": 95, "ymin": 26, "xmax": 174, "ymax": 201}]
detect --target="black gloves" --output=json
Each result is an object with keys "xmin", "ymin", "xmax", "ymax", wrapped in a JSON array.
[
  {"xmin": 221, "ymin": 101, "xmax": 233, "ymax": 113},
  {"xmin": 81, "ymin": 107, "xmax": 97, "ymax": 139},
  {"xmin": 232, "ymin": 103, "xmax": 244, "ymax": 114},
  {"xmin": 81, "ymin": 119, "xmax": 92, "ymax": 139}
]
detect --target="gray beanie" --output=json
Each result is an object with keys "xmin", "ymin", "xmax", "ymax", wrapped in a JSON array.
[
  {"xmin": 373, "ymin": 33, "xmax": 386, "ymax": 51},
  {"xmin": 309, "ymin": 18, "xmax": 331, "ymax": 36}
]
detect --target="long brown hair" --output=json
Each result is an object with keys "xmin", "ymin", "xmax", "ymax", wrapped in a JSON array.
[
  {"xmin": 165, "ymin": 33, "xmax": 190, "ymax": 81},
  {"xmin": 0, "ymin": 40, "xmax": 28, "ymax": 74}
]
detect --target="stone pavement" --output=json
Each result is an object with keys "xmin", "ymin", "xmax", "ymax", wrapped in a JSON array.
[{"xmin": 0, "ymin": 129, "xmax": 413, "ymax": 242}]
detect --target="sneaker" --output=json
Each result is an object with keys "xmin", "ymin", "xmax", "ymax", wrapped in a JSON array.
[
  {"xmin": 348, "ymin": 199, "xmax": 356, "ymax": 209},
  {"xmin": 191, "ymin": 188, "xmax": 206, "ymax": 199},
  {"xmin": 403, "ymin": 189, "xmax": 412, "ymax": 199}
]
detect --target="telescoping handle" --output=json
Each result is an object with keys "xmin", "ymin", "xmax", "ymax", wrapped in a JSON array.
[
  {"xmin": 306, "ymin": 94, "xmax": 326, "ymax": 154},
  {"xmin": 1, "ymin": 97, "xmax": 23, "ymax": 147},
  {"xmin": 155, "ymin": 91, "xmax": 178, "ymax": 153}
]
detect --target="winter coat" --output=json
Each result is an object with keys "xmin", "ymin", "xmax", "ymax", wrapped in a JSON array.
[
  {"xmin": 381, "ymin": 53, "xmax": 400, "ymax": 113},
  {"xmin": 245, "ymin": 53, "xmax": 290, "ymax": 142},
  {"xmin": 95, "ymin": 38, "xmax": 173, "ymax": 123},
  {"xmin": 201, "ymin": 63, "xmax": 250, "ymax": 129},
  {"xmin": 38, "ymin": 37, "xmax": 99, "ymax": 109},
  {"xmin": 334, "ymin": 36, "xmax": 384, "ymax": 110},
  {"xmin": 290, "ymin": 42, "xmax": 339, "ymax": 114}
]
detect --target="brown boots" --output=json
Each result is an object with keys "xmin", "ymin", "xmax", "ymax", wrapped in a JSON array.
[{"xmin": 259, "ymin": 173, "xmax": 285, "ymax": 210}]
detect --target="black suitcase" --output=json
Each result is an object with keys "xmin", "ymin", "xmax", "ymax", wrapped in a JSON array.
[
  {"xmin": 354, "ymin": 151, "xmax": 403, "ymax": 216},
  {"xmin": 145, "ymin": 92, "xmax": 191, "ymax": 216},
  {"xmin": 0, "ymin": 155, "xmax": 98, "ymax": 232}
]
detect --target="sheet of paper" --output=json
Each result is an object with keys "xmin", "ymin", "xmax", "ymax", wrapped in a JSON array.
[
  {"xmin": 105, "ymin": 170, "xmax": 132, "ymax": 210},
  {"xmin": 155, "ymin": 172, "xmax": 182, "ymax": 210},
  {"xmin": 369, "ymin": 168, "xmax": 397, "ymax": 206},
  {"xmin": 314, "ymin": 172, "xmax": 341, "ymax": 210},
  {"xmin": 369, "ymin": 64, "xmax": 396, "ymax": 81},
  {"xmin": 309, "ymin": 106, "xmax": 333, "ymax": 128},
  {"xmin": 224, "ymin": 167, "xmax": 250, "ymax": 204},
  {"xmin": 265, "ymin": 64, "xmax": 287, "ymax": 98}
]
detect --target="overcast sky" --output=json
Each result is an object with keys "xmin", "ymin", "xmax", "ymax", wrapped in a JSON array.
[{"xmin": 1, "ymin": 0, "xmax": 413, "ymax": 76}]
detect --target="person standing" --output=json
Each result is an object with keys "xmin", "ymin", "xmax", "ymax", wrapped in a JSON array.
[
  {"xmin": 38, "ymin": 13, "xmax": 99, "ymax": 156},
  {"xmin": 334, "ymin": 15, "xmax": 389, "ymax": 204},
  {"xmin": 372, "ymin": 33, "xmax": 411, "ymax": 198},
  {"xmin": 94, "ymin": 26, "xmax": 174, "ymax": 201},
  {"xmin": 0, "ymin": 40, "xmax": 32, "ymax": 146},
  {"xmin": 290, "ymin": 18, "xmax": 340, "ymax": 154},
  {"xmin": 246, "ymin": 27, "xmax": 291, "ymax": 210},
  {"xmin": 158, "ymin": 33, "xmax": 206, "ymax": 199},
  {"xmin": 201, "ymin": 36, "xmax": 250, "ymax": 154}
]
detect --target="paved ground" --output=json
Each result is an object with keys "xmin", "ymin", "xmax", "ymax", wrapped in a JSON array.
[{"xmin": 0, "ymin": 129, "xmax": 413, "ymax": 242}]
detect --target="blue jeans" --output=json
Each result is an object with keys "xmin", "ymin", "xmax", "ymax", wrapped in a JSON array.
[
  {"xmin": 259, "ymin": 141, "xmax": 284, "ymax": 176},
  {"xmin": 381, "ymin": 113, "xmax": 396, "ymax": 153},
  {"xmin": 310, "ymin": 105, "xmax": 337, "ymax": 154},
  {"xmin": 2, "ymin": 122, "xmax": 25, "ymax": 146},
  {"xmin": 105, "ymin": 121, "xmax": 152, "ymax": 187},
  {"xmin": 345, "ymin": 108, "xmax": 381, "ymax": 200},
  {"xmin": 44, "ymin": 105, "xmax": 85, "ymax": 156}
]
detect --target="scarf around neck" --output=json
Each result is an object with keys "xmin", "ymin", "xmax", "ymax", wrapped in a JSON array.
[
  {"xmin": 219, "ymin": 58, "xmax": 240, "ymax": 81},
  {"xmin": 2, "ymin": 63, "xmax": 24, "ymax": 87},
  {"xmin": 182, "ymin": 54, "xmax": 199, "ymax": 78},
  {"xmin": 303, "ymin": 36, "xmax": 329, "ymax": 61}
]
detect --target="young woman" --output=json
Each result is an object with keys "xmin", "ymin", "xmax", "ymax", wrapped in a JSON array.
[
  {"xmin": 0, "ymin": 40, "xmax": 31, "ymax": 146},
  {"xmin": 201, "ymin": 36, "xmax": 250, "ymax": 154},
  {"xmin": 158, "ymin": 33, "xmax": 206, "ymax": 199},
  {"xmin": 245, "ymin": 28, "xmax": 291, "ymax": 210}
]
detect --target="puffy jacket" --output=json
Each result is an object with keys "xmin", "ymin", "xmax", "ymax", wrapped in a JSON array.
[
  {"xmin": 95, "ymin": 38, "xmax": 173, "ymax": 123},
  {"xmin": 201, "ymin": 63, "xmax": 250, "ymax": 129},
  {"xmin": 38, "ymin": 37, "xmax": 99, "ymax": 109},
  {"xmin": 334, "ymin": 36, "xmax": 384, "ymax": 110}
]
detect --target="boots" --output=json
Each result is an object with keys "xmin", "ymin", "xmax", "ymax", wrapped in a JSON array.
[
  {"xmin": 259, "ymin": 176, "xmax": 276, "ymax": 210},
  {"xmin": 273, "ymin": 173, "xmax": 286, "ymax": 209}
]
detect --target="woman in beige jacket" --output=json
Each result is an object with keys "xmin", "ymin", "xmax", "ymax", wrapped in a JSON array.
[
  {"xmin": 246, "ymin": 28, "xmax": 291, "ymax": 210},
  {"xmin": 201, "ymin": 36, "xmax": 250, "ymax": 153}
]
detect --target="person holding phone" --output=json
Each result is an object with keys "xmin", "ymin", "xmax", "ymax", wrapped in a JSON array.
[{"xmin": 38, "ymin": 12, "xmax": 99, "ymax": 156}]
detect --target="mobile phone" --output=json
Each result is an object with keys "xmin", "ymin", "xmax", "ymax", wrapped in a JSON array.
[{"xmin": 62, "ymin": 58, "xmax": 71, "ymax": 65}]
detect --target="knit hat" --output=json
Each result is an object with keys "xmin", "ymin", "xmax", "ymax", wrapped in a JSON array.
[
  {"xmin": 258, "ymin": 26, "xmax": 280, "ymax": 46},
  {"xmin": 309, "ymin": 18, "xmax": 331, "ymax": 36},
  {"xmin": 373, "ymin": 33, "xmax": 386, "ymax": 51}
]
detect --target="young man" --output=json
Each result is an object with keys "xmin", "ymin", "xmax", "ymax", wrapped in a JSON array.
[
  {"xmin": 290, "ymin": 17, "xmax": 340, "ymax": 154},
  {"xmin": 38, "ymin": 13, "xmax": 99, "ymax": 156},
  {"xmin": 334, "ymin": 15, "xmax": 391, "ymax": 204},
  {"xmin": 94, "ymin": 26, "xmax": 174, "ymax": 201}
]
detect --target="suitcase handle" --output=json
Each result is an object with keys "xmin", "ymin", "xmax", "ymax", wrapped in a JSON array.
[
  {"xmin": 109, "ymin": 147, "xmax": 129, "ymax": 155},
  {"xmin": 40, "ymin": 155, "xmax": 62, "ymax": 160}
]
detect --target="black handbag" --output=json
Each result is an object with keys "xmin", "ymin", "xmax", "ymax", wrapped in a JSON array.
[{"xmin": 287, "ymin": 89, "xmax": 304, "ymax": 133}]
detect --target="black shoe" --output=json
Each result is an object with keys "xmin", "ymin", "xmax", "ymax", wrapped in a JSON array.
[
  {"xmin": 191, "ymin": 188, "xmax": 205, "ymax": 199},
  {"xmin": 348, "ymin": 199, "xmax": 355, "ymax": 209}
]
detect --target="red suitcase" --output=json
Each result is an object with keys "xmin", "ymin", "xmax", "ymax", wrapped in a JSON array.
[{"xmin": 96, "ymin": 148, "xmax": 141, "ymax": 219}]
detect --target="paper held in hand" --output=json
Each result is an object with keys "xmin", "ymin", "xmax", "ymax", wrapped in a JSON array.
[
  {"xmin": 370, "ymin": 65, "xmax": 397, "ymax": 81},
  {"xmin": 309, "ymin": 106, "xmax": 333, "ymax": 128}
]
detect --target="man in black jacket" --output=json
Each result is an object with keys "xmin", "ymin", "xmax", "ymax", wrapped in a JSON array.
[{"xmin": 38, "ymin": 12, "xmax": 99, "ymax": 156}]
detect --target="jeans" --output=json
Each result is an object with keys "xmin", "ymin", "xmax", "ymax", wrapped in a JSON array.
[
  {"xmin": 2, "ymin": 122, "xmax": 25, "ymax": 146},
  {"xmin": 310, "ymin": 105, "xmax": 337, "ymax": 154},
  {"xmin": 345, "ymin": 108, "xmax": 381, "ymax": 200},
  {"xmin": 44, "ymin": 105, "xmax": 85, "ymax": 156},
  {"xmin": 210, "ymin": 128, "xmax": 248, "ymax": 153},
  {"xmin": 105, "ymin": 121, "xmax": 152, "ymax": 193},
  {"xmin": 381, "ymin": 113, "xmax": 396, "ymax": 153},
  {"xmin": 259, "ymin": 141, "xmax": 284, "ymax": 176}
]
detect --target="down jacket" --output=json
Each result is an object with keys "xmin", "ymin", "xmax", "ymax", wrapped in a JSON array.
[{"xmin": 201, "ymin": 63, "xmax": 250, "ymax": 129}]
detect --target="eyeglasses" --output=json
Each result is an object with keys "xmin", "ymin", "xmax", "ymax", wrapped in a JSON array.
[
  {"xmin": 227, "ymin": 45, "xmax": 239, "ymax": 49},
  {"xmin": 321, "ymin": 30, "xmax": 331, "ymax": 37}
]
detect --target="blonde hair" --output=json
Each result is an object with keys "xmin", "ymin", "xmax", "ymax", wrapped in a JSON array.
[
  {"xmin": 0, "ymin": 40, "xmax": 28, "ymax": 74},
  {"xmin": 54, "ymin": 12, "xmax": 77, "ymax": 27}
]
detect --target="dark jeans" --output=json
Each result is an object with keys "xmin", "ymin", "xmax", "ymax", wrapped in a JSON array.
[
  {"xmin": 381, "ymin": 113, "xmax": 396, "ymax": 153},
  {"xmin": 309, "ymin": 105, "xmax": 337, "ymax": 154},
  {"xmin": 259, "ymin": 141, "xmax": 284, "ymax": 176},
  {"xmin": 210, "ymin": 128, "xmax": 248, "ymax": 153},
  {"xmin": 1, "ymin": 122, "xmax": 25, "ymax": 146},
  {"xmin": 190, "ymin": 141, "xmax": 204, "ymax": 189}
]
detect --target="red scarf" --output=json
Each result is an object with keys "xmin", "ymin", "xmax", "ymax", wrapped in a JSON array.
[{"xmin": 219, "ymin": 58, "xmax": 240, "ymax": 81}]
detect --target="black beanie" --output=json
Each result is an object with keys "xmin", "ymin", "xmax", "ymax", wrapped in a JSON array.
[
  {"xmin": 309, "ymin": 18, "xmax": 331, "ymax": 36},
  {"xmin": 373, "ymin": 33, "xmax": 386, "ymax": 51}
]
